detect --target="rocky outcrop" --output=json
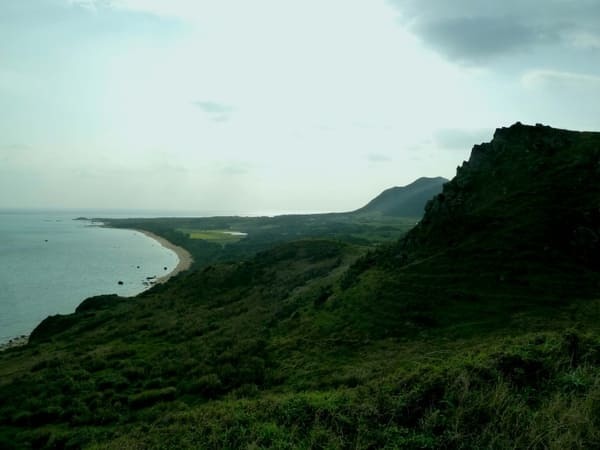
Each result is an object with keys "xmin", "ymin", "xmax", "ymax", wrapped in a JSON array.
[{"xmin": 396, "ymin": 123, "xmax": 600, "ymax": 269}]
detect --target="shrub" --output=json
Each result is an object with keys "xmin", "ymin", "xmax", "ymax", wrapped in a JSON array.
[
  {"xmin": 190, "ymin": 374, "xmax": 223, "ymax": 398},
  {"xmin": 128, "ymin": 387, "xmax": 177, "ymax": 409}
]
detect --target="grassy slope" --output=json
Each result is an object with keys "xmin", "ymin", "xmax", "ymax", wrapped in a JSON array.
[
  {"xmin": 2, "ymin": 240, "xmax": 599, "ymax": 449},
  {"xmin": 2, "ymin": 123, "xmax": 600, "ymax": 448}
]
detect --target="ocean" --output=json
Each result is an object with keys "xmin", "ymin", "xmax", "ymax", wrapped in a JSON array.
[{"xmin": 0, "ymin": 210, "xmax": 182, "ymax": 343}]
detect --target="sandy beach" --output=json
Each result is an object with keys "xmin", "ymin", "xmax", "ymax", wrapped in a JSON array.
[{"xmin": 135, "ymin": 230, "xmax": 194, "ymax": 283}]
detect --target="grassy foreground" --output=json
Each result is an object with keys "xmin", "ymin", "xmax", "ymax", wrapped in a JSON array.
[{"xmin": 1, "ymin": 236, "xmax": 600, "ymax": 449}]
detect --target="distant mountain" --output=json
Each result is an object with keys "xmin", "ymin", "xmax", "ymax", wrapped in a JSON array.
[{"xmin": 353, "ymin": 176, "xmax": 448, "ymax": 217}]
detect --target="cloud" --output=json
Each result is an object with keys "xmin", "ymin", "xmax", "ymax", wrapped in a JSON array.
[
  {"xmin": 367, "ymin": 153, "xmax": 392, "ymax": 163},
  {"xmin": 0, "ymin": 144, "xmax": 34, "ymax": 165},
  {"xmin": 193, "ymin": 101, "xmax": 232, "ymax": 114},
  {"xmin": 522, "ymin": 70, "xmax": 600, "ymax": 89},
  {"xmin": 192, "ymin": 100, "xmax": 234, "ymax": 122},
  {"xmin": 415, "ymin": 16, "xmax": 556, "ymax": 63},
  {"xmin": 0, "ymin": 0, "xmax": 182, "ymax": 40},
  {"xmin": 68, "ymin": 0, "xmax": 102, "ymax": 10},
  {"xmin": 433, "ymin": 128, "xmax": 492, "ymax": 151},
  {"xmin": 101, "ymin": 0, "xmax": 199, "ymax": 20},
  {"xmin": 218, "ymin": 161, "xmax": 251, "ymax": 176},
  {"xmin": 0, "ymin": 143, "xmax": 31, "ymax": 152},
  {"xmin": 388, "ymin": 0, "xmax": 600, "ymax": 64},
  {"xmin": 569, "ymin": 31, "xmax": 600, "ymax": 50}
]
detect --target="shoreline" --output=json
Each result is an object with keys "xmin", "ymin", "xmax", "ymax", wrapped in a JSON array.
[
  {"xmin": 1, "ymin": 226, "xmax": 194, "ymax": 352},
  {"xmin": 134, "ymin": 229, "xmax": 194, "ymax": 283}
]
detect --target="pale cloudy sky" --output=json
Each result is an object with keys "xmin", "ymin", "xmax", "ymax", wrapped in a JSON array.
[{"xmin": 1, "ymin": 0, "xmax": 599, "ymax": 213}]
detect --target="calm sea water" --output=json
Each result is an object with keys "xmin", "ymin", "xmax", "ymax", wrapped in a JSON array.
[{"xmin": 0, "ymin": 210, "xmax": 181, "ymax": 343}]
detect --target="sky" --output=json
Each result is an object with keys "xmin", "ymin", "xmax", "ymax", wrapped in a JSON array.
[{"xmin": 1, "ymin": 0, "xmax": 600, "ymax": 213}]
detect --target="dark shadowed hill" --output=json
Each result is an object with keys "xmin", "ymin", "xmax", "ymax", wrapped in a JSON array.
[
  {"xmin": 398, "ymin": 123, "xmax": 600, "ymax": 267},
  {"xmin": 353, "ymin": 176, "xmax": 448, "ymax": 217},
  {"xmin": 341, "ymin": 122, "xmax": 600, "ymax": 335}
]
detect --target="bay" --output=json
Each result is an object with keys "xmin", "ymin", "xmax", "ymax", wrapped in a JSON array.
[{"xmin": 0, "ymin": 210, "xmax": 181, "ymax": 343}]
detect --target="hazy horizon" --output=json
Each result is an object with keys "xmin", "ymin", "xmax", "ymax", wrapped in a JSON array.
[
  {"xmin": 0, "ymin": 207, "xmax": 335, "ymax": 217},
  {"xmin": 2, "ymin": 1, "xmax": 600, "ymax": 212}
]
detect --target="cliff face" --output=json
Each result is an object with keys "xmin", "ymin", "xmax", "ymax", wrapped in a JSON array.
[{"xmin": 401, "ymin": 123, "xmax": 600, "ymax": 269}]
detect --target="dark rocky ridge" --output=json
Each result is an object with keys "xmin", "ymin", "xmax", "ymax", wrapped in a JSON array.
[{"xmin": 399, "ymin": 123, "xmax": 600, "ymax": 269}]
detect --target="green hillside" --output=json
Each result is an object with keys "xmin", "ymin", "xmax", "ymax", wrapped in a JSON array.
[{"xmin": 2, "ymin": 123, "xmax": 600, "ymax": 449}]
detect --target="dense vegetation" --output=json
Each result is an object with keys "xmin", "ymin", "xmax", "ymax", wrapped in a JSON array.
[
  {"xmin": 2, "ymin": 123, "xmax": 600, "ymax": 449},
  {"xmin": 101, "ymin": 210, "xmax": 418, "ymax": 268}
]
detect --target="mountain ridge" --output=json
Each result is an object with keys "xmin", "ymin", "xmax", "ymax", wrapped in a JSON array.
[{"xmin": 352, "ymin": 176, "xmax": 448, "ymax": 217}]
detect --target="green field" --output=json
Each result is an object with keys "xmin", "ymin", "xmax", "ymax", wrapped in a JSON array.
[{"xmin": 178, "ymin": 229, "xmax": 247, "ymax": 244}]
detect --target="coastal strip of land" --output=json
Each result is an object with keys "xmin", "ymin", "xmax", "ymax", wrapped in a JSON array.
[{"xmin": 135, "ymin": 230, "xmax": 193, "ymax": 283}]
